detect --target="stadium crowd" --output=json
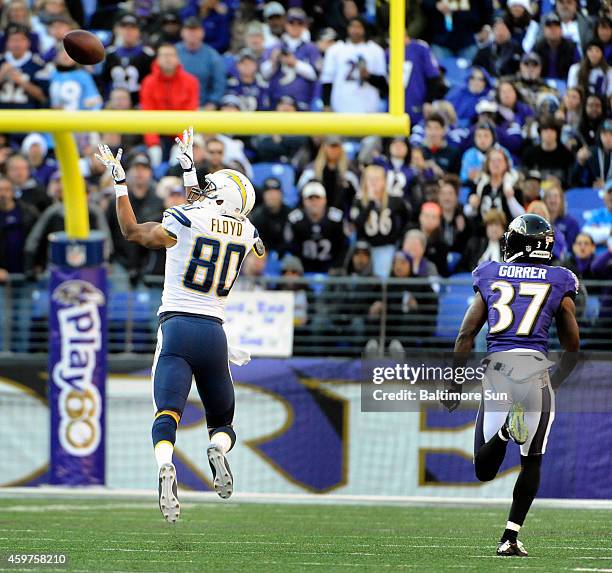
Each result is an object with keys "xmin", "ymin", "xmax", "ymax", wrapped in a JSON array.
[{"xmin": 0, "ymin": 0, "xmax": 611, "ymax": 348}]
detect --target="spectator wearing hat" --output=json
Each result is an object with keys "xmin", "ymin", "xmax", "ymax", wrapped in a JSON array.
[
  {"xmin": 24, "ymin": 172, "xmax": 111, "ymax": 276},
  {"xmin": 262, "ymin": 2, "xmax": 287, "ymax": 49},
  {"xmin": 473, "ymin": 14, "xmax": 524, "ymax": 78},
  {"xmin": 505, "ymin": 51, "xmax": 558, "ymax": 109},
  {"xmin": 0, "ymin": 175, "xmax": 38, "ymax": 278},
  {"xmin": 321, "ymin": 17, "xmax": 387, "ymax": 113},
  {"xmin": 322, "ymin": 240, "xmax": 382, "ymax": 352},
  {"xmin": 252, "ymin": 96, "xmax": 310, "ymax": 163},
  {"xmin": 50, "ymin": 45, "xmax": 103, "ymax": 110},
  {"xmin": 384, "ymin": 250, "xmax": 438, "ymax": 347},
  {"xmin": 350, "ymin": 164, "xmax": 411, "ymax": 278},
  {"xmin": 5, "ymin": 153, "xmax": 49, "ymax": 213},
  {"xmin": 422, "ymin": 0, "xmax": 491, "ymax": 61},
  {"xmin": 522, "ymin": 118, "xmax": 574, "ymax": 186},
  {"xmin": 555, "ymin": 0, "xmax": 593, "ymax": 55},
  {"xmin": 100, "ymin": 14, "xmax": 155, "ymax": 107},
  {"xmin": 149, "ymin": 12, "xmax": 182, "ymax": 47},
  {"xmin": 458, "ymin": 208, "xmax": 507, "ymax": 271},
  {"xmin": 0, "ymin": 25, "xmax": 48, "ymax": 109},
  {"xmin": 568, "ymin": 40, "xmax": 612, "ymax": 98},
  {"xmin": 40, "ymin": 14, "xmax": 76, "ymax": 63},
  {"xmin": 533, "ymin": 13, "xmax": 579, "ymax": 80},
  {"xmin": 250, "ymin": 177, "xmax": 291, "ymax": 256},
  {"xmin": 297, "ymin": 136, "xmax": 359, "ymax": 213},
  {"xmin": 176, "ymin": 17, "xmax": 226, "ymax": 109},
  {"xmin": 446, "ymin": 66, "xmax": 493, "ymax": 127},
  {"xmin": 520, "ymin": 169, "xmax": 542, "ymax": 205},
  {"xmin": 285, "ymin": 181, "xmax": 347, "ymax": 274},
  {"xmin": 139, "ymin": 43, "xmax": 199, "ymax": 164},
  {"xmin": 106, "ymin": 153, "xmax": 164, "ymax": 282},
  {"xmin": 20, "ymin": 133, "xmax": 57, "ymax": 188},
  {"xmin": 572, "ymin": 117, "xmax": 612, "ymax": 188},
  {"xmin": 261, "ymin": 8, "xmax": 320, "ymax": 111},
  {"xmin": 421, "ymin": 113, "xmax": 461, "ymax": 175},
  {"xmin": 504, "ymin": 0, "xmax": 539, "ymax": 53},
  {"xmin": 226, "ymin": 49, "xmax": 269, "ymax": 111}
]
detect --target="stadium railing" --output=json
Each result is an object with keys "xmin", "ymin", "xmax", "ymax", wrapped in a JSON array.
[{"xmin": 1, "ymin": 274, "xmax": 610, "ymax": 356}]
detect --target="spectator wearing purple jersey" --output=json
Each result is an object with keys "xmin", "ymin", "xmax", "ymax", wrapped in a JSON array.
[
  {"xmin": 21, "ymin": 133, "xmax": 57, "ymax": 189},
  {"xmin": 543, "ymin": 182, "xmax": 580, "ymax": 248},
  {"xmin": 0, "ymin": 175, "xmax": 38, "ymax": 278},
  {"xmin": 396, "ymin": 35, "xmax": 443, "ymax": 124},
  {"xmin": 199, "ymin": 0, "xmax": 231, "ymax": 54},
  {"xmin": 226, "ymin": 49, "xmax": 270, "ymax": 111},
  {"xmin": 495, "ymin": 80, "xmax": 533, "ymax": 127},
  {"xmin": 473, "ymin": 14, "xmax": 523, "ymax": 78},
  {"xmin": 261, "ymin": 8, "xmax": 320, "ymax": 111},
  {"xmin": 533, "ymin": 13, "xmax": 579, "ymax": 81},
  {"xmin": 177, "ymin": 17, "xmax": 226, "ymax": 109}
]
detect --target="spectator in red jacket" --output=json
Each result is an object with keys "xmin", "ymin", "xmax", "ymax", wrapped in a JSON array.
[{"xmin": 139, "ymin": 43, "xmax": 199, "ymax": 165}]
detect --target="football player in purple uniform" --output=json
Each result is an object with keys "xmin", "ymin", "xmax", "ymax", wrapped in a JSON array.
[{"xmin": 445, "ymin": 214, "xmax": 580, "ymax": 556}]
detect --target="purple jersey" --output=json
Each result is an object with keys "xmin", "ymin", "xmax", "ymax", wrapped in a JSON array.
[
  {"xmin": 473, "ymin": 261, "xmax": 579, "ymax": 353},
  {"xmin": 226, "ymin": 75, "xmax": 270, "ymax": 110}
]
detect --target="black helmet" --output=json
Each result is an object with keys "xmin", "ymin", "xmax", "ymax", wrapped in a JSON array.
[{"xmin": 501, "ymin": 214, "xmax": 555, "ymax": 263}]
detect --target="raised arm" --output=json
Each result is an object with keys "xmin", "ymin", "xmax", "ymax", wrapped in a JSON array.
[{"xmin": 96, "ymin": 145, "xmax": 175, "ymax": 249}]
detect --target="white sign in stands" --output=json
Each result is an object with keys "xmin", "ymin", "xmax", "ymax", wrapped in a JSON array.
[{"xmin": 224, "ymin": 291, "xmax": 295, "ymax": 358}]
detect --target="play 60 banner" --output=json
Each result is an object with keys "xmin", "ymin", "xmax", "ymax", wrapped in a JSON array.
[{"xmin": 48, "ymin": 232, "xmax": 107, "ymax": 485}]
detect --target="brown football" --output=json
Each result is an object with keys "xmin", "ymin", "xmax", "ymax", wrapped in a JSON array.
[{"xmin": 63, "ymin": 30, "xmax": 105, "ymax": 65}]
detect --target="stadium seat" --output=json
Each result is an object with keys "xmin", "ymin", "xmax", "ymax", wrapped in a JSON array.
[
  {"xmin": 252, "ymin": 163, "xmax": 298, "ymax": 207},
  {"xmin": 459, "ymin": 186, "xmax": 470, "ymax": 205},
  {"xmin": 446, "ymin": 252, "xmax": 462, "ymax": 275},
  {"xmin": 565, "ymin": 188, "xmax": 604, "ymax": 224},
  {"xmin": 438, "ymin": 57, "xmax": 470, "ymax": 87},
  {"xmin": 435, "ymin": 274, "xmax": 474, "ymax": 338}
]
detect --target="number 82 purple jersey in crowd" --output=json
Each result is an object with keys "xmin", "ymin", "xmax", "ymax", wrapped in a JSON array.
[{"xmin": 473, "ymin": 261, "xmax": 579, "ymax": 353}]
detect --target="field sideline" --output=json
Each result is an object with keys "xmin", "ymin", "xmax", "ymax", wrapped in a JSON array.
[{"xmin": 0, "ymin": 493, "xmax": 611, "ymax": 573}]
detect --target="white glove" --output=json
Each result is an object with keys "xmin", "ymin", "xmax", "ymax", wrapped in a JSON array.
[
  {"xmin": 175, "ymin": 126, "xmax": 198, "ymax": 187},
  {"xmin": 95, "ymin": 144, "xmax": 127, "ymax": 197}
]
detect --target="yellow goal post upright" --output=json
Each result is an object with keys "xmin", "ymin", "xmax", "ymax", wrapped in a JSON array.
[{"xmin": 0, "ymin": 0, "xmax": 408, "ymax": 238}]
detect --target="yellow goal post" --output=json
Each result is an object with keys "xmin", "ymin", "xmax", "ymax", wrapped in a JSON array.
[{"xmin": 0, "ymin": 0, "xmax": 408, "ymax": 238}]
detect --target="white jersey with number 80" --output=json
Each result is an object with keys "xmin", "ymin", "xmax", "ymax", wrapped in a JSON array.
[{"xmin": 158, "ymin": 203, "xmax": 262, "ymax": 321}]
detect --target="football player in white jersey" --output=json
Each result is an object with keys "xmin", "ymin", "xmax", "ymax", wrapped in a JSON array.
[{"xmin": 96, "ymin": 127, "xmax": 264, "ymax": 523}]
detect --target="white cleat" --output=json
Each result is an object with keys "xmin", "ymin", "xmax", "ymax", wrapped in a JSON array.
[
  {"xmin": 207, "ymin": 443, "xmax": 233, "ymax": 499},
  {"xmin": 158, "ymin": 463, "xmax": 180, "ymax": 523}
]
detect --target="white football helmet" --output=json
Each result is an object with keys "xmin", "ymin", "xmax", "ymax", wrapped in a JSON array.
[{"xmin": 188, "ymin": 168, "xmax": 255, "ymax": 218}]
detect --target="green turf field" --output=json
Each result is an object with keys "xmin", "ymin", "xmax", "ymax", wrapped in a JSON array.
[{"xmin": 0, "ymin": 498, "xmax": 610, "ymax": 572}]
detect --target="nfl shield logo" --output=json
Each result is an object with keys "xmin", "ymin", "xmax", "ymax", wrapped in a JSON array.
[{"xmin": 66, "ymin": 244, "xmax": 86, "ymax": 267}]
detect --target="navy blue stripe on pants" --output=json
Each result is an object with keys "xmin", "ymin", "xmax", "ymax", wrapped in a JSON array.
[{"xmin": 152, "ymin": 315, "xmax": 235, "ymax": 430}]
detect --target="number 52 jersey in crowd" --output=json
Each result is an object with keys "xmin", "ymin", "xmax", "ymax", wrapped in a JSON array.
[
  {"xmin": 473, "ymin": 260, "xmax": 579, "ymax": 353},
  {"xmin": 159, "ymin": 204, "xmax": 261, "ymax": 321}
]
